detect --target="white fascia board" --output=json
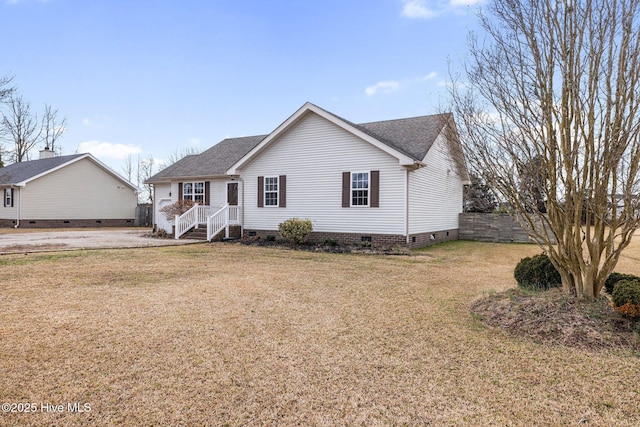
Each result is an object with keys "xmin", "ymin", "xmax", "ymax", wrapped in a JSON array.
[{"xmin": 227, "ymin": 102, "xmax": 417, "ymax": 174}]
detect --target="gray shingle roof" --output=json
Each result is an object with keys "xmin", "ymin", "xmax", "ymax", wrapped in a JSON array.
[
  {"xmin": 146, "ymin": 135, "xmax": 266, "ymax": 183},
  {"xmin": 357, "ymin": 113, "xmax": 452, "ymax": 161},
  {"xmin": 146, "ymin": 106, "xmax": 465, "ymax": 182},
  {"xmin": 0, "ymin": 154, "xmax": 85, "ymax": 186}
]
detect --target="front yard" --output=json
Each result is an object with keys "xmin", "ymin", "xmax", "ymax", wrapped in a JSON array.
[{"xmin": 0, "ymin": 239, "xmax": 639, "ymax": 425}]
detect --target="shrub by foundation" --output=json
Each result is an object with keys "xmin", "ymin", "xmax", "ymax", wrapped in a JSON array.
[{"xmin": 278, "ymin": 218, "xmax": 313, "ymax": 247}]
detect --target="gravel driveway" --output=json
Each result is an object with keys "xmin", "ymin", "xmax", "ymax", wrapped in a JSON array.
[{"xmin": 0, "ymin": 228, "xmax": 202, "ymax": 254}]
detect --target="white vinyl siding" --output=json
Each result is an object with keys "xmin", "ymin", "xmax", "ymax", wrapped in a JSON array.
[
  {"xmin": 408, "ymin": 132, "xmax": 464, "ymax": 233},
  {"xmin": 240, "ymin": 112, "xmax": 405, "ymax": 234},
  {"xmin": 19, "ymin": 158, "xmax": 137, "ymax": 220}
]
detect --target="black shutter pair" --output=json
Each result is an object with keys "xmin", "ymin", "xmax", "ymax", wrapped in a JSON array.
[
  {"xmin": 257, "ymin": 176, "xmax": 287, "ymax": 207},
  {"xmin": 342, "ymin": 171, "xmax": 379, "ymax": 207}
]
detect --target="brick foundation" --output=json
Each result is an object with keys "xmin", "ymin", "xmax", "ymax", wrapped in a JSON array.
[
  {"xmin": 243, "ymin": 228, "xmax": 458, "ymax": 249},
  {"xmin": 0, "ymin": 219, "xmax": 136, "ymax": 228}
]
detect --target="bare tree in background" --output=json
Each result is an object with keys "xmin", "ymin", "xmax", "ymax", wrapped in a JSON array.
[
  {"xmin": 0, "ymin": 75, "xmax": 15, "ymax": 167},
  {"xmin": 0, "ymin": 75, "xmax": 14, "ymax": 104},
  {"xmin": 41, "ymin": 104, "xmax": 66, "ymax": 153},
  {"xmin": 450, "ymin": 0, "xmax": 640, "ymax": 299},
  {"xmin": 163, "ymin": 146, "xmax": 203, "ymax": 167},
  {"xmin": 1, "ymin": 94, "xmax": 41, "ymax": 162},
  {"xmin": 122, "ymin": 154, "xmax": 134, "ymax": 182},
  {"xmin": 137, "ymin": 154, "xmax": 155, "ymax": 203}
]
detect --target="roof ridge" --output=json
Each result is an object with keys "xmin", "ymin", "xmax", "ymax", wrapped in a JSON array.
[{"xmin": 357, "ymin": 112, "xmax": 452, "ymax": 126}]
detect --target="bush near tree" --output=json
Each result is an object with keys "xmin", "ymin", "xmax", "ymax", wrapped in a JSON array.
[
  {"xmin": 611, "ymin": 279, "xmax": 640, "ymax": 320},
  {"xmin": 604, "ymin": 272, "xmax": 640, "ymax": 295},
  {"xmin": 514, "ymin": 254, "xmax": 562, "ymax": 291}
]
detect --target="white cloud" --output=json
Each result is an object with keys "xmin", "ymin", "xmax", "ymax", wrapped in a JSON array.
[
  {"xmin": 421, "ymin": 72, "xmax": 438, "ymax": 81},
  {"xmin": 401, "ymin": 0, "xmax": 482, "ymax": 19},
  {"xmin": 450, "ymin": 0, "xmax": 482, "ymax": 6},
  {"xmin": 77, "ymin": 140, "xmax": 142, "ymax": 160},
  {"xmin": 189, "ymin": 137, "xmax": 201, "ymax": 146},
  {"xmin": 401, "ymin": 0, "xmax": 438, "ymax": 18},
  {"xmin": 365, "ymin": 73, "xmax": 440, "ymax": 96},
  {"xmin": 365, "ymin": 81, "xmax": 401, "ymax": 96}
]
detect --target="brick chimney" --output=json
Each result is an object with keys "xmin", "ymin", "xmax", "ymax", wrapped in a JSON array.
[{"xmin": 39, "ymin": 147, "xmax": 55, "ymax": 159}]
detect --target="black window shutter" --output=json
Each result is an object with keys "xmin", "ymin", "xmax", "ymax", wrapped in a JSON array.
[
  {"xmin": 3, "ymin": 189, "xmax": 6, "ymax": 207},
  {"xmin": 257, "ymin": 176, "xmax": 264, "ymax": 207},
  {"xmin": 279, "ymin": 175, "xmax": 286, "ymax": 208},
  {"xmin": 370, "ymin": 170, "xmax": 379, "ymax": 208},
  {"xmin": 342, "ymin": 172, "xmax": 350, "ymax": 208},
  {"xmin": 178, "ymin": 183, "xmax": 183, "ymax": 200},
  {"xmin": 205, "ymin": 181, "xmax": 210, "ymax": 205}
]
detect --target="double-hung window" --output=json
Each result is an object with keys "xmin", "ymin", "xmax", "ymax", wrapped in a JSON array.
[
  {"xmin": 183, "ymin": 182, "xmax": 205, "ymax": 203},
  {"xmin": 264, "ymin": 176, "xmax": 279, "ymax": 207},
  {"xmin": 257, "ymin": 175, "xmax": 286, "ymax": 208},
  {"xmin": 342, "ymin": 170, "xmax": 379, "ymax": 208},
  {"xmin": 351, "ymin": 172, "xmax": 369, "ymax": 207},
  {"xmin": 4, "ymin": 188, "xmax": 13, "ymax": 207}
]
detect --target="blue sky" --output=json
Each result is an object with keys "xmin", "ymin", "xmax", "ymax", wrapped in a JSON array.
[{"xmin": 1, "ymin": 0, "xmax": 482, "ymax": 174}]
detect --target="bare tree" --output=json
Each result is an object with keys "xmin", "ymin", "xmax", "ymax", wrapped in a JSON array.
[
  {"xmin": 162, "ymin": 146, "xmax": 203, "ymax": 168},
  {"xmin": 0, "ymin": 76, "xmax": 16, "ymax": 165},
  {"xmin": 450, "ymin": 0, "xmax": 640, "ymax": 299},
  {"xmin": 137, "ymin": 154, "xmax": 156, "ymax": 203},
  {"xmin": 41, "ymin": 104, "xmax": 66, "ymax": 152},
  {"xmin": 121, "ymin": 154, "xmax": 134, "ymax": 182},
  {"xmin": 1, "ymin": 94, "xmax": 41, "ymax": 162}
]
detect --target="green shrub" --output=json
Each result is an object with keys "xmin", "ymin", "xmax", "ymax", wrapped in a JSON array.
[
  {"xmin": 513, "ymin": 253, "xmax": 562, "ymax": 291},
  {"xmin": 278, "ymin": 218, "xmax": 313, "ymax": 246},
  {"xmin": 611, "ymin": 279, "xmax": 640, "ymax": 319},
  {"xmin": 604, "ymin": 272, "xmax": 640, "ymax": 295}
]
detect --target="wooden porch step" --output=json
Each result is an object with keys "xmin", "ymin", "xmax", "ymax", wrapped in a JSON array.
[{"xmin": 183, "ymin": 228, "xmax": 208, "ymax": 240}]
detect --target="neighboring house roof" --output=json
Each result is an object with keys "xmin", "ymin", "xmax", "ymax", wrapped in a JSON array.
[
  {"xmin": 0, "ymin": 153, "xmax": 139, "ymax": 191},
  {"xmin": 146, "ymin": 135, "xmax": 266, "ymax": 184},
  {"xmin": 0, "ymin": 154, "xmax": 85, "ymax": 185},
  {"xmin": 148, "ymin": 102, "xmax": 469, "ymax": 182}
]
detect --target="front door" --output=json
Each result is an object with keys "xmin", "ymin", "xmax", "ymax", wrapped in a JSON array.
[{"xmin": 227, "ymin": 182, "xmax": 238, "ymax": 206}]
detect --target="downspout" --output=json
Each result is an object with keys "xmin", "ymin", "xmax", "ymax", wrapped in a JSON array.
[
  {"xmin": 404, "ymin": 169, "xmax": 410, "ymax": 244},
  {"xmin": 13, "ymin": 185, "xmax": 20, "ymax": 228}
]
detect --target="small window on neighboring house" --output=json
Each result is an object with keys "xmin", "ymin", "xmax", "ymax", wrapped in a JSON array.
[
  {"xmin": 4, "ymin": 188, "xmax": 13, "ymax": 207},
  {"xmin": 264, "ymin": 176, "xmax": 279, "ymax": 206},
  {"xmin": 182, "ymin": 182, "xmax": 205, "ymax": 203}
]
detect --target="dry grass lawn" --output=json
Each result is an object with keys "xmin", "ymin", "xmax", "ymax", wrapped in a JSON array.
[{"xmin": 1, "ymin": 236, "xmax": 639, "ymax": 426}]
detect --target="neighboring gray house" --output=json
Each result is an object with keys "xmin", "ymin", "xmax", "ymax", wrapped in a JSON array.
[
  {"xmin": 0, "ymin": 149, "xmax": 139, "ymax": 228},
  {"xmin": 147, "ymin": 102, "xmax": 470, "ymax": 247}
]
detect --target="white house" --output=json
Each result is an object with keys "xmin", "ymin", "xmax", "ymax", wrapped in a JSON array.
[
  {"xmin": 146, "ymin": 102, "xmax": 470, "ymax": 247},
  {"xmin": 0, "ymin": 149, "xmax": 139, "ymax": 228}
]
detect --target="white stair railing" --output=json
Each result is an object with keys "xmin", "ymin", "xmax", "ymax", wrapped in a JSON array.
[
  {"xmin": 228, "ymin": 205, "xmax": 240, "ymax": 224},
  {"xmin": 174, "ymin": 204, "xmax": 199, "ymax": 240},
  {"xmin": 207, "ymin": 204, "xmax": 229, "ymax": 241}
]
